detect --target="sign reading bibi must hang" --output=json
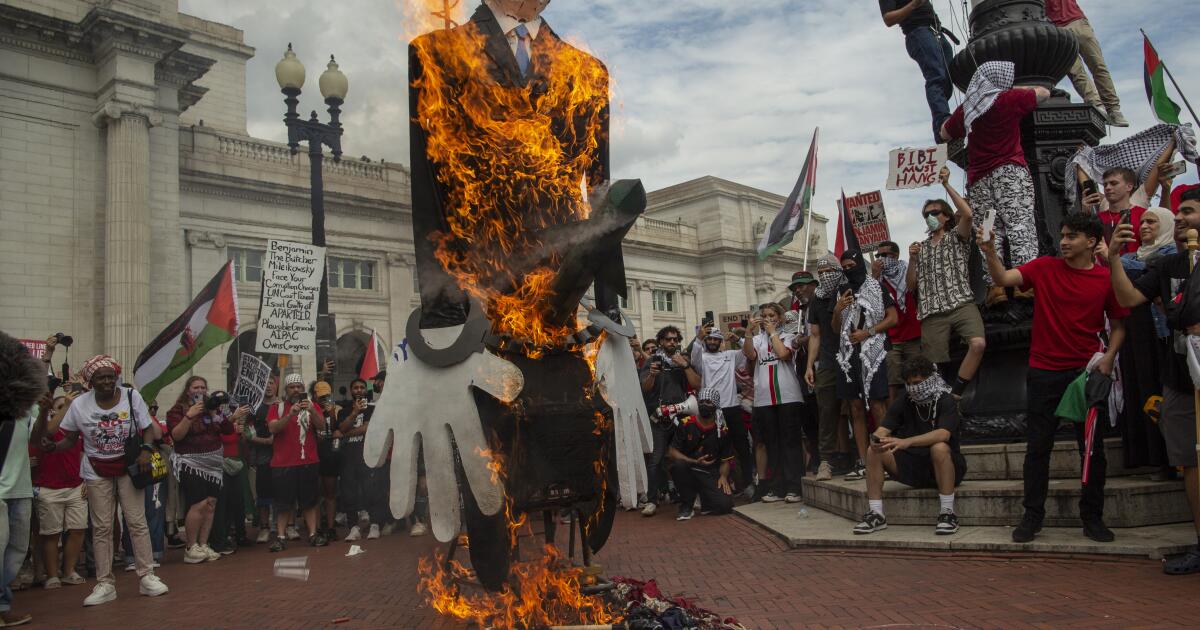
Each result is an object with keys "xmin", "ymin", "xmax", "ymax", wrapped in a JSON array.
[
  {"xmin": 255, "ymin": 239, "xmax": 326, "ymax": 354},
  {"xmin": 837, "ymin": 190, "xmax": 890, "ymax": 253}
]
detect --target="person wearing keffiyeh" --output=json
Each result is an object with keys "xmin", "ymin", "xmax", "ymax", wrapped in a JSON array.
[
  {"xmin": 665, "ymin": 388, "xmax": 735, "ymax": 521},
  {"xmin": 940, "ymin": 61, "xmax": 1050, "ymax": 279},
  {"xmin": 853, "ymin": 355, "xmax": 967, "ymax": 537},
  {"xmin": 873, "ymin": 241, "xmax": 923, "ymax": 403},
  {"xmin": 805, "ymin": 255, "xmax": 852, "ymax": 481},
  {"xmin": 832, "ymin": 250, "xmax": 898, "ymax": 482}
]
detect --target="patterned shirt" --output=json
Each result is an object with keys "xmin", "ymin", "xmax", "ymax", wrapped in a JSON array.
[{"xmin": 916, "ymin": 231, "xmax": 975, "ymax": 320}]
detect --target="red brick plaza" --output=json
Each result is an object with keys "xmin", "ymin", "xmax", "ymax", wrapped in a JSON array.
[{"xmin": 14, "ymin": 510, "xmax": 1197, "ymax": 629}]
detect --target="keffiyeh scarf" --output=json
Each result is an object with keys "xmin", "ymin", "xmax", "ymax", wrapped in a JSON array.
[
  {"xmin": 906, "ymin": 372, "xmax": 952, "ymax": 405},
  {"xmin": 880, "ymin": 257, "xmax": 909, "ymax": 312},
  {"xmin": 80, "ymin": 355, "xmax": 121, "ymax": 382},
  {"xmin": 835, "ymin": 277, "xmax": 888, "ymax": 400},
  {"xmin": 964, "ymin": 61, "xmax": 1015, "ymax": 133},
  {"xmin": 171, "ymin": 448, "xmax": 224, "ymax": 485},
  {"xmin": 1065, "ymin": 123, "xmax": 1198, "ymax": 203},
  {"xmin": 815, "ymin": 267, "xmax": 845, "ymax": 299}
]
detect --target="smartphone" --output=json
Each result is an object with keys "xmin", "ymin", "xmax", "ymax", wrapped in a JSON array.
[
  {"xmin": 1081, "ymin": 179, "xmax": 1098, "ymax": 198},
  {"xmin": 1119, "ymin": 208, "xmax": 1132, "ymax": 227},
  {"xmin": 870, "ymin": 434, "xmax": 882, "ymax": 445},
  {"xmin": 1163, "ymin": 160, "xmax": 1188, "ymax": 180}
]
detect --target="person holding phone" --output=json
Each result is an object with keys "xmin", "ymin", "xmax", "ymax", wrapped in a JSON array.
[
  {"xmin": 806, "ymin": 256, "xmax": 852, "ymax": 482},
  {"xmin": 338, "ymin": 379, "xmax": 383, "ymax": 541},
  {"xmin": 689, "ymin": 324, "xmax": 751, "ymax": 492},
  {"xmin": 666, "ymin": 388, "xmax": 735, "ymax": 520},
  {"xmin": 266, "ymin": 373, "xmax": 327, "ymax": 550},
  {"xmin": 638, "ymin": 326, "xmax": 695, "ymax": 517},
  {"xmin": 742, "ymin": 303, "xmax": 806, "ymax": 503}
]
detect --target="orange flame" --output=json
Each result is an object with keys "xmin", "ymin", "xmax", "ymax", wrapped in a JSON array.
[{"xmin": 411, "ymin": 15, "xmax": 610, "ymax": 349}]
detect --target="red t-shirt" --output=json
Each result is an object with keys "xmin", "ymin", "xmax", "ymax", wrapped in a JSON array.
[
  {"xmin": 30, "ymin": 428, "xmax": 83, "ymax": 490},
  {"xmin": 1018, "ymin": 256, "xmax": 1130, "ymax": 371},
  {"xmin": 883, "ymin": 282, "xmax": 922, "ymax": 343},
  {"xmin": 1044, "ymin": 0, "xmax": 1085, "ymax": 27},
  {"xmin": 944, "ymin": 89, "xmax": 1039, "ymax": 185},
  {"xmin": 221, "ymin": 432, "xmax": 240, "ymax": 458},
  {"xmin": 1098, "ymin": 206, "xmax": 1147, "ymax": 255},
  {"xmin": 268, "ymin": 401, "xmax": 323, "ymax": 468}
]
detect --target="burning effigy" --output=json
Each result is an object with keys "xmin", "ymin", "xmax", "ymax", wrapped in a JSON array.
[{"xmin": 362, "ymin": 1, "xmax": 661, "ymax": 626}]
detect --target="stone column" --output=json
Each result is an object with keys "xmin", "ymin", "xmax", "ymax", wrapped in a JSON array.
[
  {"xmin": 635, "ymin": 280, "xmax": 654, "ymax": 341},
  {"xmin": 681, "ymin": 285, "xmax": 699, "ymax": 336},
  {"xmin": 386, "ymin": 252, "xmax": 417, "ymax": 347},
  {"xmin": 97, "ymin": 104, "xmax": 153, "ymax": 369}
]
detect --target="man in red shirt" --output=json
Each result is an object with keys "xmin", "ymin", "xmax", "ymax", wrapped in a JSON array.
[
  {"xmin": 266, "ymin": 373, "xmax": 327, "ymax": 551},
  {"xmin": 1085, "ymin": 167, "xmax": 1148, "ymax": 254},
  {"xmin": 1044, "ymin": 0, "xmax": 1127, "ymax": 126},
  {"xmin": 980, "ymin": 212, "xmax": 1127, "ymax": 544},
  {"xmin": 872, "ymin": 241, "xmax": 922, "ymax": 404},
  {"xmin": 941, "ymin": 61, "xmax": 1050, "ymax": 290}
]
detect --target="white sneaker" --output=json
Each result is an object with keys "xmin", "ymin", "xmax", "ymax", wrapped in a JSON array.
[
  {"xmin": 43, "ymin": 576, "xmax": 62, "ymax": 590},
  {"xmin": 83, "ymin": 582, "xmax": 117, "ymax": 606},
  {"xmin": 358, "ymin": 510, "xmax": 370, "ymax": 524},
  {"xmin": 784, "ymin": 493, "xmax": 803, "ymax": 504},
  {"xmin": 640, "ymin": 502, "xmax": 657, "ymax": 517},
  {"xmin": 256, "ymin": 529, "xmax": 271, "ymax": 544},
  {"xmin": 200, "ymin": 544, "xmax": 221, "ymax": 562},
  {"xmin": 139, "ymin": 574, "xmax": 168, "ymax": 597},
  {"xmin": 409, "ymin": 522, "xmax": 428, "ymax": 537},
  {"xmin": 334, "ymin": 512, "xmax": 347, "ymax": 526},
  {"xmin": 816, "ymin": 461, "xmax": 833, "ymax": 481},
  {"xmin": 367, "ymin": 524, "xmax": 380, "ymax": 540},
  {"xmin": 285, "ymin": 525, "xmax": 301, "ymax": 541},
  {"xmin": 381, "ymin": 522, "xmax": 396, "ymax": 536},
  {"xmin": 345, "ymin": 526, "xmax": 362, "ymax": 542},
  {"xmin": 124, "ymin": 563, "xmax": 136, "ymax": 572},
  {"xmin": 184, "ymin": 545, "xmax": 208, "ymax": 564}
]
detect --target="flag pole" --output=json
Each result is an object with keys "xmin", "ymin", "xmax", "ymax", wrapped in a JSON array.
[
  {"xmin": 802, "ymin": 127, "xmax": 820, "ymax": 271},
  {"xmin": 1142, "ymin": 29, "xmax": 1200, "ymax": 129}
]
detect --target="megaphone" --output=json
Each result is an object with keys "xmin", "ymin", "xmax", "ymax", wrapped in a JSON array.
[{"xmin": 657, "ymin": 395, "xmax": 699, "ymax": 422}]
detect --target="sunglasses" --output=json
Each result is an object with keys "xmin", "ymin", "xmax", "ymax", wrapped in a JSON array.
[
  {"xmin": 661, "ymin": 337, "xmax": 680, "ymax": 342},
  {"xmin": 876, "ymin": 251, "xmax": 898, "ymax": 258},
  {"xmin": 922, "ymin": 210, "xmax": 945, "ymax": 219}
]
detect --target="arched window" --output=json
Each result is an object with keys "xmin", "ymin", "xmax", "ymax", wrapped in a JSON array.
[{"xmin": 333, "ymin": 331, "xmax": 377, "ymax": 401}]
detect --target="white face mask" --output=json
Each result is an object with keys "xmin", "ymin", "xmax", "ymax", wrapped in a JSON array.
[
  {"xmin": 491, "ymin": 0, "xmax": 550, "ymax": 21},
  {"xmin": 925, "ymin": 214, "xmax": 941, "ymax": 233}
]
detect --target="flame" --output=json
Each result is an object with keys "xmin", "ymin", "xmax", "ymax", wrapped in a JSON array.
[
  {"xmin": 397, "ymin": 0, "xmax": 465, "ymax": 41},
  {"xmin": 411, "ymin": 14, "xmax": 610, "ymax": 349}
]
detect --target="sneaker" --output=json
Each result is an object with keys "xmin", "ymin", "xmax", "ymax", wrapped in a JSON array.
[
  {"xmin": 844, "ymin": 465, "xmax": 865, "ymax": 481},
  {"xmin": 83, "ymin": 582, "xmax": 117, "ymax": 606},
  {"xmin": 367, "ymin": 524, "xmax": 380, "ymax": 540},
  {"xmin": 409, "ymin": 522, "xmax": 428, "ymax": 537},
  {"xmin": 357, "ymin": 510, "xmax": 370, "ymax": 524},
  {"xmin": 760, "ymin": 493, "xmax": 782, "ymax": 503},
  {"xmin": 1105, "ymin": 107, "xmax": 1130, "ymax": 127},
  {"xmin": 1082, "ymin": 518, "xmax": 1115, "ymax": 543},
  {"xmin": 183, "ymin": 545, "xmax": 208, "ymax": 564},
  {"xmin": 166, "ymin": 534, "xmax": 186, "ymax": 549},
  {"xmin": 201, "ymin": 544, "xmax": 221, "ymax": 561},
  {"xmin": 334, "ymin": 512, "xmax": 347, "ymax": 526},
  {"xmin": 61, "ymin": 573, "xmax": 85, "ymax": 586},
  {"xmin": 138, "ymin": 574, "xmax": 168, "ymax": 597},
  {"xmin": 380, "ymin": 522, "xmax": 396, "ymax": 536},
  {"xmin": 345, "ymin": 526, "xmax": 362, "ymax": 542},
  {"xmin": 936, "ymin": 512, "xmax": 960, "ymax": 536},
  {"xmin": 255, "ymin": 529, "xmax": 271, "ymax": 544},
  {"xmin": 309, "ymin": 533, "xmax": 329, "ymax": 547},
  {"xmin": 784, "ymin": 493, "xmax": 802, "ymax": 504},
  {"xmin": 676, "ymin": 506, "xmax": 694, "ymax": 521},
  {"xmin": 853, "ymin": 510, "xmax": 888, "ymax": 535},
  {"xmin": 1164, "ymin": 548, "xmax": 1200, "ymax": 575},
  {"xmin": 640, "ymin": 502, "xmax": 657, "ymax": 517},
  {"xmin": 0, "ymin": 612, "xmax": 32, "ymax": 626},
  {"xmin": 124, "ymin": 563, "xmax": 136, "ymax": 572},
  {"xmin": 1011, "ymin": 514, "xmax": 1042, "ymax": 543},
  {"xmin": 43, "ymin": 577, "xmax": 62, "ymax": 590},
  {"xmin": 285, "ymin": 525, "xmax": 301, "ymax": 541},
  {"xmin": 268, "ymin": 536, "xmax": 286, "ymax": 553},
  {"xmin": 816, "ymin": 461, "xmax": 833, "ymax": 481}
]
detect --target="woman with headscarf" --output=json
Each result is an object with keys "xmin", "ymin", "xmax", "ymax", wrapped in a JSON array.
[
  {"xmin": 48, "ymin": 355, "xmax": 168, "ymax": 606},
  {"xmin": 940, "ymin": 61, "xmax": 1051, "ymax": 299},
  {"xmin": 1115, "ymin": 207, "xmax": 1176, "ymax": 471}
]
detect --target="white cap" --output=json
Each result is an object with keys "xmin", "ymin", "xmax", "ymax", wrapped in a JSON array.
[{"xmin": 284, "ymin": 373, "xmax": 304, "ymax": 386}]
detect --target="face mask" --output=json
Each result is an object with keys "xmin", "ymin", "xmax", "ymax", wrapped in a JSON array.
[
  {"xmin": 881, "ymin": 257, "xmax": 902, "ymax": 275},
  {"xmin": 925, "ymin": 214, "xmax": 941, "ymax": 232},
  {"xmin": 698, "ymin": 403, "xmax": 717, "ymax": 418}
]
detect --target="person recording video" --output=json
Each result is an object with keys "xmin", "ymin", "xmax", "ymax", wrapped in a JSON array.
[
  {"xmin": 266, "ymin": 373, "xmax": 327, "ymax": 550},
  {"xmin": 638, "ymin": 326, "xmax": 699, "ymax": 517}
]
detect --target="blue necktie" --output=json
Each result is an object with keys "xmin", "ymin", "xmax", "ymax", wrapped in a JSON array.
[{"xmin": 514, "ymin": 23, "xmax": 531, "ymax": 77}]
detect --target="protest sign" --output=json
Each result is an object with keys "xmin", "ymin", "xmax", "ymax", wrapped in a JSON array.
[
  {"xmin": 18, "ymin": 339, "xmax": 47, "ymax": 360},
  {"xmin": 719, "ymin": 311, "xmax": 753, "ymax": 336},
  {"xmin": 255, "ymin": 240, "xmax": 326, "ymax": 354},
  {"xmin": 232, "ymin": 353, "xmax": 272, "ymax": 411},
  {"xmin": 886, "ymin": 145, "xmax": 948, "ymax": 190},
  {"xmin": 838, "ymin": 190, "xmax": 890, "ymax": 252}
]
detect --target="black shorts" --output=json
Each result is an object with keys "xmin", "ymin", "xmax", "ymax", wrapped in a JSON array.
[
  {"xmin": 179, "ymin": 469, "xmax": 222, "ymax": 508},
  {"xmin": 271, "ymin": 463, "xmax": 320, "ymax": 510},
  {"xmin": 318, "ymin": 444, "xmax": 341, "ymax": 477},
  {"xmin": 891, "ymin": 448, "xmax": 967, "ymax": 489},
  {"xmin": 254, "ymin": 464, "xmax": 272, "ymax": 507},
  {"xmin": 835, "ymin": 354, "xmax": 889, "ymax": 402}
]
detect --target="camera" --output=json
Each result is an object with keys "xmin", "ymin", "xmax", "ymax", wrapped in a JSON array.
[
  {"xmin": 47, "ymin": 375, "xmax": 62, "ymax": 393},
  {"xmin": 54, "ymin": 332, "xmax": 74, "ymax": 348},
  {"xmin": 205, "ymin": 390, "xmax": 231, "ymax": 412}
]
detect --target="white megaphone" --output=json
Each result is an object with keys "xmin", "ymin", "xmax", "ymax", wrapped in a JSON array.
[{"xmin": 656, "ymin": 395, "xmax": 700, "ymax": 424}]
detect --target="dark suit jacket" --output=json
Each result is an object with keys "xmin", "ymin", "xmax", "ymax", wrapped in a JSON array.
[{"xmin": 408, "ymin": 4, "xmax": 623, "ymax": 328}]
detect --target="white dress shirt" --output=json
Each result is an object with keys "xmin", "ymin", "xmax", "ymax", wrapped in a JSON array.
[{"xmin": 483, "ymin": 0, "xmax": 544, "ymax": 56}]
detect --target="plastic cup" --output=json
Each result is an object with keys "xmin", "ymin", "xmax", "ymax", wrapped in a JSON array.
[
  {"xmin": 274, "ymin": 556, "xmax": 310, "ymax": 580},
  {"xmin": 274, "ymin": 567, "xmax": 310, "ymax": 581}
]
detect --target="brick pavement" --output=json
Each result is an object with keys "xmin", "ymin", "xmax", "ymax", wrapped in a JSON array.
[{"xmin": 12, "ymin": 510, "xmax": 1199, "ymax": 629}]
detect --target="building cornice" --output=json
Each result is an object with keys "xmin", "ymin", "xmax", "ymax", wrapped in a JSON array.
[
  {"xmin": 0, "ymin": 4, "xmax": 91, "ymax": 63},
  {"xmin": 180, "ymin": 170, "xmax": 410, "ymax": 219}
]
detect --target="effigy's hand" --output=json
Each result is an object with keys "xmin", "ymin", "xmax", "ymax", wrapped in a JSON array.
[{"xmin": 593, "ymin": 332, "xmax": 653, "ymax": 509}]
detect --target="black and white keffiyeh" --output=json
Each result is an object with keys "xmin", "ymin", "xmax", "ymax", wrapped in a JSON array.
[
  {"xmin": 880, "ymin": 257, "xmax": 909, "ymax": 313},
  {"xmin": 1065, "ymin": 123, "xmax": 1198, "ymax": 203},
  {"xmin": 815, "ymin": 267, "xmax": 845, "ymax": 299},
  {"xmin": 781, "ymin": 310, "xmax": 801, "ymax": 335},
  {"xmin": 963, "ymin": 61, "xmax": 1015, "ymax": 133},
  {"xmin": 696, "ymin": 387, "xmax": 726, "ymax": 437},
  {"xmin": 906, "ymin": 371, "xmax": 952, "ymax": 405},
  {"xmin": 836, "ymin": 277, "xmax": 888, "ymax": 400}
]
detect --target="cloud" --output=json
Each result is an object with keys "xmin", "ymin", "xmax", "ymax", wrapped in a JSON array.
[{"xmin": 180, "ymin": 0, "xmax": 1198, "ymax": 254}]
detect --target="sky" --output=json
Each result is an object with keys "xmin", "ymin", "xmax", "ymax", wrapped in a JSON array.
[{"xmin": 178, "ymin": 0, "xmax": 1199, "ymax": 253}]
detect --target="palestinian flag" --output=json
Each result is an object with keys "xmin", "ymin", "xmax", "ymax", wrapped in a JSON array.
[
  {"xmin": 134, "ymin": 261, "xmax": 239, "ymax": 403},
  {"xmin": 359, "ymin": 329, "xmax": 383, "ymax": 382},
  {"xmin": 758, "ymin": 127, "xmax": 819, "ymax": 259},
  {"xmin": 1144, "ymin": 35, "xmax": 1181, "ymax": 125},
  {"xmin": 833, "ymin": 188, "xmax": 862, "ymax": 259}
]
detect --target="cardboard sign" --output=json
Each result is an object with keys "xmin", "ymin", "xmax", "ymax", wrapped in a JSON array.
[
  {"xmin": 255, "ymin": 240, "xmax": 326, "ymax": 354},
  {"xmin": 886, "ymin": 145, "xmax": 948, "ymax": 190},
  {"xmin": 718, "ymin": 311, "xmax": 753, "ymax": 336},
  {"xmin": 232, "ymin": 353, "xmax": 272, "ymax": 411},
  {"xmin": 18, "ymin": 339, "xmax": 47, "ymax": 360},
  {"xmin": 838, "ymin": 191, "xmax": 891, "ymax": 253}
]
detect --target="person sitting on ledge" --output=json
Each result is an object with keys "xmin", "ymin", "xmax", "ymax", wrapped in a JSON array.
[
  {"xmin": 853, "ymin": 356, "xmax": 967, "ymax": 537},
  {"xmin": 667, "ymin": 388, "xmax": 735, "ymax": 521}
]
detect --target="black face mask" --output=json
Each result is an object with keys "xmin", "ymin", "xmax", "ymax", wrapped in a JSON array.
[
  {"xmin": 842, "ymin": 251, "xmax": 868, "ymax": 290},
  {"xmin": 698, "ymin": 403, "xmax": 717, "ymax": 418}
]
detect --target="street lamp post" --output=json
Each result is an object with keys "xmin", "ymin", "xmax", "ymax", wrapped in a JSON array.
[{"xmin": 274, "ymin": 43, "xmax": 349, "ymax": 371}]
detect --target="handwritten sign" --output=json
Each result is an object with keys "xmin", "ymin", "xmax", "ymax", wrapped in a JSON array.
[
  {"xmin": 838, "ymin": 190, "xmax": 891, "ymax": 253},
  {"xmin": 255, "ymin": 240, "xmax": 326, "ymax": 354},
  {"xmin": 232, "ymin": 353, "xmax": 272, "ymax": 411},
  {"xmin": 718, "ymin": 311, "xmax": 753, "ymax": 337},
  {"xmin": 886, "ymin": 145, "xmax": 948, "ymax": 190}
]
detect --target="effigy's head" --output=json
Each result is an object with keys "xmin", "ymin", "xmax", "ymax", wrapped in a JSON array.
[{"xmin": 490, "ymin": 0, "xmax": 551, "ymax": 22}]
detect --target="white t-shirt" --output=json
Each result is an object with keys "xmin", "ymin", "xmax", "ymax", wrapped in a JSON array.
[
  {"xmin": 751, "ymin": 332, "xmax": 804, "ymax": 407},
  {"xmin": 60, "ymin": 388, "xmax": 153, "ymax": 481},
  {"xmin": 689, "ymin": 343, "xmax": 747, "ymax": 410}
]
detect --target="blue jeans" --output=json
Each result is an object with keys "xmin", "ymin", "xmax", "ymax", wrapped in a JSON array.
[
  {"xmin": 0, "ymin": 498, "xmax": 32, "ymax": 612},
  {"xmin": 905, "ymin": 26, "xmax": 954, "ymax": 142},
  {"xmin": 123, "ymin": 483, "xmax": 165, "ymax": 565}
]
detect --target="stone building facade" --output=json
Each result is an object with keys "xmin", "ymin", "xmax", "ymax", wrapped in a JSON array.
[{"xmin": 0, "ymin": 0, "xmax": 827, "ymax": 395}]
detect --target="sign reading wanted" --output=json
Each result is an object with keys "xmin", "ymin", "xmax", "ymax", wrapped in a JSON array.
[
  {"xmin": 255, "ymin": 240, "xmax": 326, "ymax": 354},
  {"xmin": 886, "ymin": 145, "xmax": 948, "ymax": 190},
  {"xmin": 838, "ymin": 191, "xmax": 891, "ymax": 253},
  {"xmin": 232, "ymin": 353, "xmax": 272, "ymax": 411}
]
